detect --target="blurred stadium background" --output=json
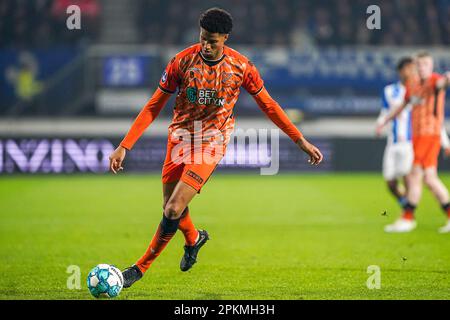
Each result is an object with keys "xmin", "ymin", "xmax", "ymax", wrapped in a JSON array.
[
  {"xmin": 2, "ymin": 0, "xmax": 450, "ymax": 300},
  {"xmin": 1, "ymin": 0, "xmax": 449, "ymax": 174}
]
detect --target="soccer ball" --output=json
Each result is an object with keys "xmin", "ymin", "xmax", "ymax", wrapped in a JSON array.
[{"xmin": 87, "ymin": 264, "xmax": 124, "ymax": 298}]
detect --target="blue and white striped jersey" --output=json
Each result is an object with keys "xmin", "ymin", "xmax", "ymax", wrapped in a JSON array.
[{"xmin": 379, "ymin": 82, "xmax": 412, "ymax": 144}]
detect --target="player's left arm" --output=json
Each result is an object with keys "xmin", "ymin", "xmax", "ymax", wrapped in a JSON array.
[
  {"xmin": 252, "ymin": 87, "xmax": 323, "ymax": 165},
  {"xmin": 242, "ymin": 60, "xmax": 322, "ymax": 164}
]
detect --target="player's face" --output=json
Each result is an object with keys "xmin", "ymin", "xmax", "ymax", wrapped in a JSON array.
[
  {"xmin": 199, "ymin": 28, "xmax": 228, "ymax": 60},
  {"xmin": 416, "ymin": 56, "xmax": 433, "ymax": 80},
  {"xmin": 399, "ymin": 63, "xmax": 417, "ymax": 82}
]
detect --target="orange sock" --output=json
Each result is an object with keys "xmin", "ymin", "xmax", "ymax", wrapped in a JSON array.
[
  {"xmin": 402, "ymin": 203, "xmax": 416, "ymax": 221},
  {"xmin": 403, "ymin": 211, "xmax": 414, "ymax": 220},
  {"xmin": 136, "ymin": 215, "xmax": 179, "ymax": 273},
  {"xmin": 178, "ymin": 208, "xmax": 199, "ymax": 246}
]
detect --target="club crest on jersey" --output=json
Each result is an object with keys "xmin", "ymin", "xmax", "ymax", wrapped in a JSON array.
[
  {"xmin": 221, "ymin": 72, "xmax": 233, "ymax": 84},
  {"xmin": 186, "ymin": 87, "xmax": 225, "ymax": 107},
  {"xmin": 186, "ymin": 87, "xmax": 197, "ymax": 103}
]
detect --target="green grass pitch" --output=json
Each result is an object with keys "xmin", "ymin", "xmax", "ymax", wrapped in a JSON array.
[{"xmin": 1, "ymin": 173, "xmax": 450, "ymax": 300}]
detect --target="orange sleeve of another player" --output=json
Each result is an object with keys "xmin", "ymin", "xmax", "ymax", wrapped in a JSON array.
[
  {"xmin": 404, "ymin": 80, "xmax": 420, "ymax": 103},
  {"xmin": 252, "ymin": 87, "xmax": 303, "ymax": 143},
  {"xmin": 431, "ymin": 73, "xmax": 444, "ymax": 89},
  {"xmin": 120, "ymin": 88, "xmax": 171, "ymax": 150}
]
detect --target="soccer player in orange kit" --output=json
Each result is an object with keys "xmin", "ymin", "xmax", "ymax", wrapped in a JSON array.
[
  {"xmin": 377, "ymin": 52, "xmax": 450, "ymax": 233},
  {"xmin": 108, "ymin": 8, "xmax": 323, "ymax": 288}
]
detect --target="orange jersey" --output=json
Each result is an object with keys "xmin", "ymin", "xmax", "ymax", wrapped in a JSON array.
[
  {"xmin": 120, "ymin": 44, "xmax": 302, "ymax": 150},
  {"xmin": 406, "ymin": 73, "xmax": 446, "ymax": 137},
  {"xmin": 159, "ymin": 44, "xmax": 264, "ymax": 145}
]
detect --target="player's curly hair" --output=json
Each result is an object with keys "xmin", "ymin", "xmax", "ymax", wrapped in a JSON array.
[
  {"xmin": 396, "ymin": 57, "xmax": 413, "ymax": 71},
  {"xmin": 199, "ymin": 8, "xmax": 233, "ymax": 34}
]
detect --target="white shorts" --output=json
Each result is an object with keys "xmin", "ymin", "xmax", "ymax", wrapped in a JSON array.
[{"xmin": 382, "ymin": 142, "xmax": 413, "ymax": 180}]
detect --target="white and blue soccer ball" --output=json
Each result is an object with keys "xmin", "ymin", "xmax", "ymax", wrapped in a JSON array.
[{"xmin": 87, "ymin": 264, "xmax": 124, "ymax": 298}]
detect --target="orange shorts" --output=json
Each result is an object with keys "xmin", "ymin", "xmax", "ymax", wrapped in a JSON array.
[
  {"xmin": 161, "ymin": 139, "xmax": 225, "ymax": 192},
  {"xmin": 412, "ymin": 135, "xmax": 441, "ymax": 169}
]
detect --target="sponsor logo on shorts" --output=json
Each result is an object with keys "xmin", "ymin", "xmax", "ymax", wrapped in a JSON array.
[{"xmin": 186, "ymin": 170, "xmax": 204, "ymax": 184}]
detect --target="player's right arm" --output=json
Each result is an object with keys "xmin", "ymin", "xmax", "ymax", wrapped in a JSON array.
[
  {"xmin": 376, "ymin": 109, "xmax": 388, "ymax": 127},
  {"xmin": 376, "ymin": 84, "xmax": 418, "ymax": 135},
  {"xmin": 109, "ymin": 57, "xmax": 180, "ymax": 174},
  {"xmin": 109, "ymin": 88, "xmax": 171, "ymax": 173},
  {"xmin": 376, "ymin": 100, "xmax": 410, "ymax": 135}
]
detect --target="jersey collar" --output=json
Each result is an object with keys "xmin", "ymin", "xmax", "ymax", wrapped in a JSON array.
[{"xmin": 198, "ymin": 51, "xmax": 226, "ymax": 67}]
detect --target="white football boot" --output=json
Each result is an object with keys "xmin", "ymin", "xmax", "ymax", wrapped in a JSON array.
[
  {"xmin": 438, "ymin": 220, "xmax": 450, "ymax": 233},
  {"xmin": 384, "ymin": 218, "xmax": 417, "ymax": 233}
]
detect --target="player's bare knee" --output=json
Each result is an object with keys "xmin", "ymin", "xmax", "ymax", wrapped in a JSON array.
[
  {"xmin": 163, "ymin": 201, "xmax": 184, "ymax": 219},
  {"xmin": 423, "ymin": 173, "xmax": 436, "ymax": 189},
  {"xmin": 163, "ymin": 206, "xmax": 179, "ymax": 219}
]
